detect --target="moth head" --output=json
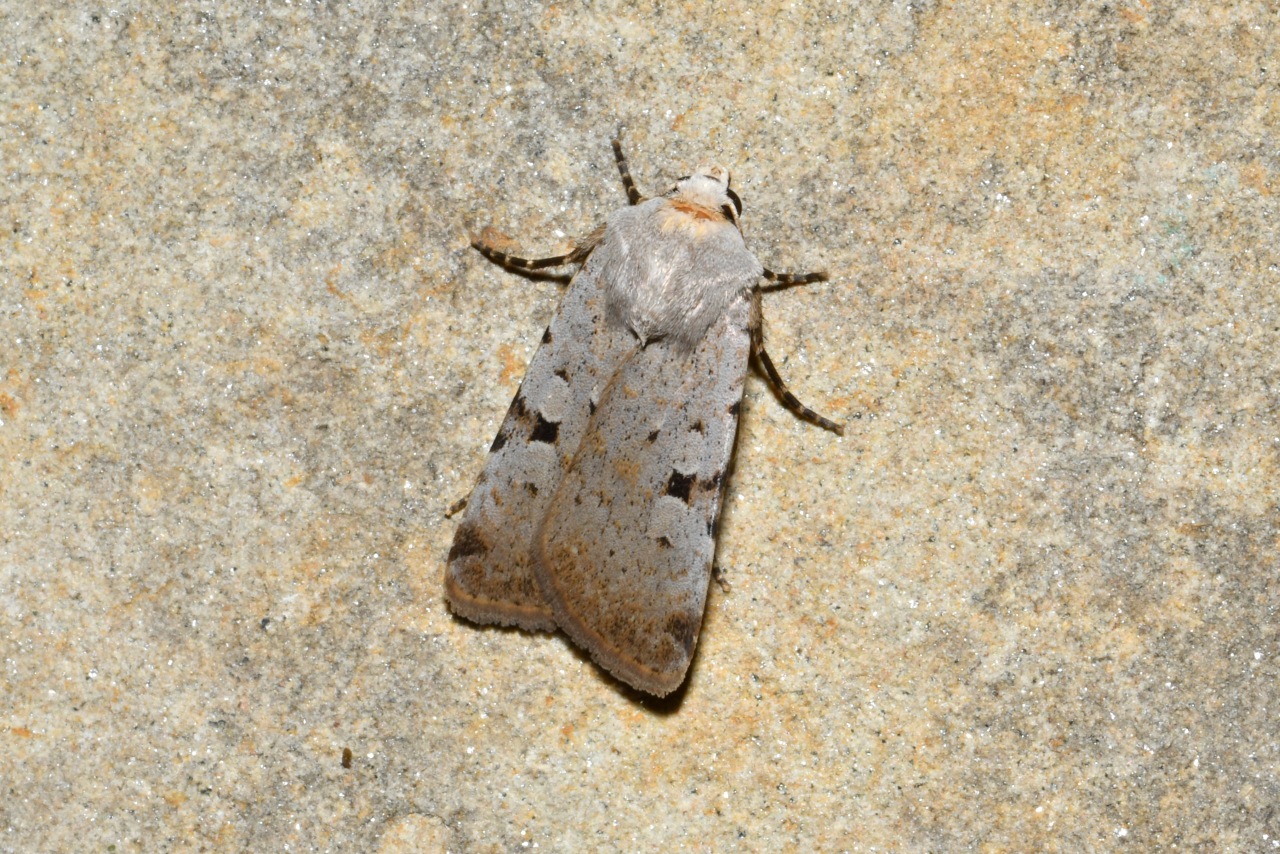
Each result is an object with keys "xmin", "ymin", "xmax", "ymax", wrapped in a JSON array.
[{"xmin": 672, "ymin": 163, "xmax": 744, "ymax": 226}]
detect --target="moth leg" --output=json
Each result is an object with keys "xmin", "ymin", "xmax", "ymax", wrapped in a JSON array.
[
  {"xmin": 749, "ymin": 292, "xmax": 844, "ymax": 435},
  {"xmin": 611, "ymin": 136, "xmax": 645, "ymax": 205},
  {"xmin": 470, "ymin": 240, "xmax": 576, "ymax": 271},
  {"xmin": 471, "ymin": 224, "xmax": 605, "ymax": 273},
  {"xmin": 712, "ymin": 564, "xmax": 732, "ymax": 594},
  {"xmin": 762, "ymin": 268, "xmax": 828, "ymax": 288}
]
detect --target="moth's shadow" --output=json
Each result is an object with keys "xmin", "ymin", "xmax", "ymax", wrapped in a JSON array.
[
  {"xmin": 476, "ymin": 260, "xmax": 573, "ymax": 286},
  {"xmin": 450, "ymin": 614, "xmax": 691, "ymax": 713},
  {"xmin": 558, "ymin": 635, "xmax": 691, "ymax": 714}
]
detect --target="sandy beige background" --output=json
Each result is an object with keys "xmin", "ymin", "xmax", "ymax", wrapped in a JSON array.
[{"xmin": 2, "ymin": 1, "xmax": 1277, "ymax": 850}]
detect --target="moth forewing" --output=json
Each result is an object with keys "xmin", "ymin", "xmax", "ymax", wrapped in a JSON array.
[
  {"xmin": 535, "ymin": 296, "xmax": 752, "ymax": 696},
  {"xmin": 444, "ymin": 246, "xmax": 634, "ymax": 632}
]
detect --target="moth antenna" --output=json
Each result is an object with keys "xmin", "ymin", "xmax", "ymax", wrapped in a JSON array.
[{"xmin": 612, "ymin": 136, "xmax": 645, "ymax": 205}]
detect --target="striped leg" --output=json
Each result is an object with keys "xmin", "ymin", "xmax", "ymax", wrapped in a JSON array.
[
  {"xmin": 763, "ymin": 268, "xmax": 828, "ymax": 287},
  {"xmin": 611, "ymin": 136, "xmax": 644, "ymax": 205},
  {"xmin": 749, "ymin": 288, "xmax": 843, "ymax": 435},
  {"xmin": 470, "ymin": 240, "xmax": 576, "ymax": 272},
  {"xmin": 471, "ymin": 221, "xmax": 605, "ymax": 273}
]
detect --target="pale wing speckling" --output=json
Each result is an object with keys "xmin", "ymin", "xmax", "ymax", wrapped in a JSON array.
[
  {"xmin": 535, "ymin": 294, "xmax": 752, "ymax": 695},
  {"xmin": 446, "ymin": 248, "xmax": 635, "ymax": 630}
]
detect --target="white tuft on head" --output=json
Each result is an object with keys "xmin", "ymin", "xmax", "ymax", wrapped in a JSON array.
[
  {"xmin": 674, "ymin": 164, "xmax": 734, "ymax": 212},
  {"xmin": 694, "ymin": 162, "xmax": 730, "ymax": 186}
]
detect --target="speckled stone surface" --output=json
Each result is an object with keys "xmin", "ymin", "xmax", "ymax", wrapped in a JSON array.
[{"xmin": 2, "ymin": 2, "xmax": 1277, "ymax": 851}]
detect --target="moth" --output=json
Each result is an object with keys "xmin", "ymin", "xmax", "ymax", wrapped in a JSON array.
[{"xmin": 446, "ymin": 137, "xmax": 840, "ymax": 697}]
